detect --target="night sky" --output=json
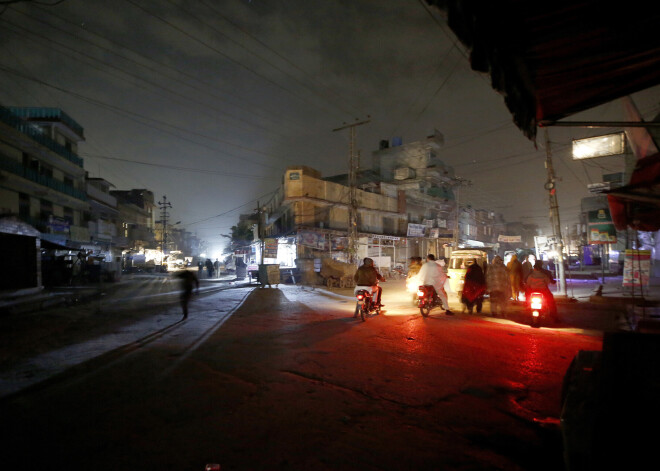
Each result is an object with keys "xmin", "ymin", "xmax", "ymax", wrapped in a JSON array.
[{"xmin": 1, "ymin": 0, "xmax": 659, "ymax": 254}]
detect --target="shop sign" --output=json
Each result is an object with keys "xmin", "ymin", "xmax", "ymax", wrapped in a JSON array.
[
  {"xmin": 48, "ymin": 215, "xmax": 70, "ymax": 234},
  {"xmin": 623, "ymin": 250, "xmax": 651, "ymax": 288},
  {"xmin": 498, "ymin": 234, "xmax": 521, "ymax": 243},
  {"xmin": 264, "ymin": 238, "xmax": 278, "ymax": 259},
  {"xmin": 407, "ymin": 223, "xmax": 426, "ymax": 237},
  {"xmin": 298, "ymin": 230, "xmax": 326, "ymax": 249},
  {"xmin": 587, "ymin": 209, "xmax": 617, "ymax": 244}
]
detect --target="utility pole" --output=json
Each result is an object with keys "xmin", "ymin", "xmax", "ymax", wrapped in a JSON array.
[
  {"xmin": 158, "ymin": 195, "xmax": 173, "ymax": 255},
  {"xmin": 543, "ymin": 129, "xmax": 567, "ymax": 295},
  {"xmin": 333, "ymin": 118, "xmax": 370, "ymax": 264}
]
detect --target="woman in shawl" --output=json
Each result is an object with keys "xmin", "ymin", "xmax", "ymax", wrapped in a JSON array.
[
  {"xmin": 461, "ymin": 259, "xmax": 486, "ymax": 314},
  {"xmin": 487, "ymin": 255, "xmax": 510, "ymax": 316},
  {"xmin": 506, "ymin": 254, "xmax": 523, "ymax": 301}
]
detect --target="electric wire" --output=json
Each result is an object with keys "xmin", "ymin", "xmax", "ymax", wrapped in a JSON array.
[
  {"xmin": 0, "ymin": 14, "xmax": 300, "ymax": 142},
  {"xmin": 122, "ymin": 0, "xmax": 350, "ymax": 121}
]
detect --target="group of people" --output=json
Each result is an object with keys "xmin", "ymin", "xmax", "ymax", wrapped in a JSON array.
[
  {"xmin": 197, "ymin": 258, "xmax": 222, "ymax": 278},
  {"xmin": 355, "ymin": 252, "xmax": 557, "ymax": 321},
  {"xmin": 484, "ymin": 253, "xmax": 558, "ymax": 321}
]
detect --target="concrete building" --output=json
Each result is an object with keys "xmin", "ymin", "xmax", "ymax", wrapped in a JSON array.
[
  {"xmin": 110, "ymin": 189, "xmax": 157, "ymax": 251},
  {"xmin": 86, "ymin": 176, "xmax": 119, "ymax": 247},
  {"xmin": 0, "ymin": 106, "xmax": 89, "ymax": 247}
]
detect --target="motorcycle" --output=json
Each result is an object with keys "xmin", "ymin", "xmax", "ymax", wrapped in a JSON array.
[
  {"xmin": 354, "ymin": 284, "xmax": 381, "ymax": 321},
  {"xmin": 406, "ymin": 275, "xmax": 420, "ymax": 306},
  {"xmin": 417, "ymin": 285, "xmax": 447, "ymax": 317},
  {"xmin": 528, "ymin": 291, "xmax": 547, "ymax": 327}
]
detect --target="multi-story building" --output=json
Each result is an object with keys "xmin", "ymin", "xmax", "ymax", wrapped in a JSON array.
[
  {"xmin": 85, "ymin": 176, "xmax": 118, "ymax": 247},
  {"xmin": 0, "ymin": 106, "xmax": 89, "ymax": 246},
  {"xmin": 371, "ymin": 133, "xmax": 456, "ymax": 235},
  {"xmin": 259, "ymin": 165, "xmax": 407, "ymax": 268},
  {"xmin": 110, "ymin": 189, "xmax": 157, "ymax": 250}
]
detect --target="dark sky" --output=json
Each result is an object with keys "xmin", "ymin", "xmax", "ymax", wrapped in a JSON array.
[{"xmin": 1, "ymin": 0, "xmax": 659, "ymax": 254}]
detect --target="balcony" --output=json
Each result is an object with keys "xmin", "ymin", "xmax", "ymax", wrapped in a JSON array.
[
  {"xmin": 0, "ymin": 155, "xmax": 87, "ymax": 201},
  {"xmin": 8, "ymin": 107, "xmax": 84, "ymax": 139},
  {"xmin": 0, "ymin": 107, "xmax": 84, "ymax": 168}
]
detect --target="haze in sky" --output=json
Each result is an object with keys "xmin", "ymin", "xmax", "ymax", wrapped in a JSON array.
[{"xmin": 1, "ymin": 0, "xmax": 658, "ymax": 252}]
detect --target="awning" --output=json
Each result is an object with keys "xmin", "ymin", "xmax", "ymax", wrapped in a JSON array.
[
  {"xmin": 607, "ymin": 152, "xmax": 660, "ymax": 231},
  {"xmin": 40, "ymin": 238, "xmax": 78, "ymax": 251},
  {"xmin": 428, "ymin": 1, "xmax": 660, "ymax": 140}
]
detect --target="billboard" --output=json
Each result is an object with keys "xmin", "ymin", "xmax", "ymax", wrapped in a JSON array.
[{"xmin": 587, "ymin": 209, "xmax": 617, "ymax": 244}]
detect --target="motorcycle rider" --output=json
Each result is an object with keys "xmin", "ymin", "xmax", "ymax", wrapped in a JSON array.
[
  {"xmin": 417, "ymin": 254, "xmax": 452, "ymax": 314},
  {"xmin": 525, "ymin": 260, "xmax": 559, "ymax": 323},
  {"xmin": 353, "ymin": 257, "xmax": 385, "ymax": 308}
]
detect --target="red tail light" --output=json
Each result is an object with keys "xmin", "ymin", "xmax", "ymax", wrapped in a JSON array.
[
  {"xmin": 530, "ymin": 294, "xmax": 543, "ymax": 310},
  {"xmin": 417, "ymin": 289, "xmax": 426, "ymax": 298},
  {"xmin": 356, "ymin": 294, "xmax": 364, "ymax": 300}
]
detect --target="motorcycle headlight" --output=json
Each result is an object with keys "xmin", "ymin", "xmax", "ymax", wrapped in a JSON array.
[{"xmin": 417, "ymin": 290, "xmax": 425, "ymax": 297}]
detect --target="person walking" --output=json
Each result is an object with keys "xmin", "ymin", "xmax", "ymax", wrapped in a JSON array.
[
  {"xmin": 461, "ymin": 259, "xmax": 486, "ymax": 314},
  {"xmin": 487, "ymin": 255, "xmax": 510, "ymax": 316},
  {"xmin": 506, "ymin": 254, "xmax": 523, "ymax": 301},
  {"xmin": 521, "ymin": 254, "xmax": 536, "ymax": 294},
  {"xmin": 197, "ymin": 260, "xmax": 205, "ymax": 278},
  {"xmin": 213, "ymin": 259, "xmax": 220, "ymax": 278},
  {"xmin": 175, "ymin": 269, "xmax": 199, "ymax": 319},
  {"xmin": 205, "ymin": 258, "xmax": 214, "ymax": 278}
]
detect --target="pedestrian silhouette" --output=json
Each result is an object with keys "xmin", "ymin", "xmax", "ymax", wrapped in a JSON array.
[{"xmin": 175, "ymin": 269, "xmax": 199, "ymax": 319}]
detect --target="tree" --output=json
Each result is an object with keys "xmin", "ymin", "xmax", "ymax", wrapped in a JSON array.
[{"xmin": 223, "ymin": 219, "xmax": 255, "ymax": 253}]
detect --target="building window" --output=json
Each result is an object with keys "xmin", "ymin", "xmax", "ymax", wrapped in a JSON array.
[
  {"xmin": 39, "ymin": 164, "xmax": 53, "ymax": 178},
  {"xmin": 19, "ymin": 193, "xmax": 30, "ymax": 218},
  {"xmin": 63, "ymin": 206, "xmax": 74, "ymax": 225},
  {"xmin": 39, "ymin": 199, "xmax": 53, "ymax": 221},
  {"xmin": 23, "ymin": 153, "xmax": 39, "ymax": 172}
]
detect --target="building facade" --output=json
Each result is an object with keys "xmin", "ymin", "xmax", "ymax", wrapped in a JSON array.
[{"xmin": 0, "ymin": 106, "xmax": 90, "ymax": 247}]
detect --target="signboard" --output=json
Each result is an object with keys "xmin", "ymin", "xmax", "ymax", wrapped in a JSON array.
[
  {"xmin": 48, "ymin": 215, "xmax": 70, "ymax": 234},
  {"xmin": 407, "ymin": 223, "xmax": 427, "ymax": 237},
  {"xmin": 587, "ymin": 209, "xmax": 617, "ymax": 244},
  {"xmin": 572, "ymin": 132, "xmax": 625, "ymax": 160},
  {"xmin": 623, "ymin": 250, "xmax": 651, "ymax": 288},
  {"xmin": 297, "ymin": 230, "xmax": 326, "ymax": 249},
  {"xmin": 263, "ymin": 238, "xmax": 278, "ymax": 259},
  {"xmin": 498, "ymin": 234, "xmax": 521, "ymax": 243}
]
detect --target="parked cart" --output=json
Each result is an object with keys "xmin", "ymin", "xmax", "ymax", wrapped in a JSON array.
[{"xmin": 320, "ymin": 259, "xmax": 356, "ymax": 288}]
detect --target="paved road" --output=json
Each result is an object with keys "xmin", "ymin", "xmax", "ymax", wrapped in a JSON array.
[{"xmin": 1, "ymin": 281, "xmax": 602, "ymax": 470}]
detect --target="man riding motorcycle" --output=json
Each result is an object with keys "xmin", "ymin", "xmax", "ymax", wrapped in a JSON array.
[
  {"xmin": 525, "ymin": 260, "xmax": 559, "ymax": 323},
  {"xmin": 353, "ymin": 257, "xmax": 385, "ymax": 308},
  {"xmin": 417, "ymin": 254, "xmax": 452, "ymax": 314}
]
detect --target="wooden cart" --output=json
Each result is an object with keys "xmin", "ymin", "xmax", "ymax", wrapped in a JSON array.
[{"xmin": 319, "ymin": 259, "xmax": 356, "ymax": 288}]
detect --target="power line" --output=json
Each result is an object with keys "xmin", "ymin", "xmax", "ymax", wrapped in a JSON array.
[
  {"xmin": 83, "ymin": 153, "xmax": 280, "ymax": 181},
  {"xmin": 19, "ymin": 5, "xmax": 312, "ymax": 133},
  {"xmin": 0, "ymin": 14, "xmax": 300, "ymax": 142},
  {"xmin": 122, "ymin": 0, "xmax": 349, "ymax": 121},
  {"xmin": 0, "ymin": 64, "xmax": 291, "ymax": 171},
  {"xmin": 177, "ymin": 0, "xmax": 361, "ymax": 119}
]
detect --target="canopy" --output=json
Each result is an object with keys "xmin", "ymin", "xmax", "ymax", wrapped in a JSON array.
[
  {"xmin": 607, "ymin": 152, "xmax": 660, "ymax": 232},
  {"xmin": 428, "ymin": 1, "xmax": 660, "ymax": 140}
]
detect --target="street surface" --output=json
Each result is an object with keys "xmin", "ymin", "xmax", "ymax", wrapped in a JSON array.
[{"xmin": 1, "ymin": 276, "xmax": 608, "ymax": 469}]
